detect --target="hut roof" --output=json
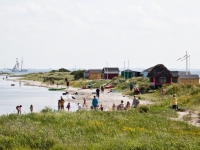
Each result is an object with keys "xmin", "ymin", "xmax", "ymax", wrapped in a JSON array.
[
  {"xmin": 88, "ymin": 69, "xmax": 102, "ymax": 73},
  {"xmin": 142, "ymin": 67, "xmax": 154, "ymax": 73},
  {"xmin": 122, "ymin": 69, "xmax": 133, "ymax": 72},
  {"xmin": 171, "ymin": 71, "xmax": 191, "ymax": 77},
  {"xmin": 179, "ymin": 75, "xmax": 199, "ymax": 79},
  {"xmin": 147, "ymin": 64, "xmax": 172, "ymax": 77},
  {"xmin": 103, "ymin": 67, "xmax": 119, "ymax": 73}
]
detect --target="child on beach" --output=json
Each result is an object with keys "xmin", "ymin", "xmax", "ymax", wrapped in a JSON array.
[
  {"xmin": 60, "ymin": 97, "xmax": 65, "ymax": 110},
  {"xmin": 125, "ymin": 101, "xmax": 130, "ymax": 110},
  {"xmin": 30, "ymin": 105, "xmax": 33, "ymax": 113},
  {"xmin": 172, "ymin": 94, "xmax": 178, "ymax": 110},
  {"xmin": 16, "ymin": 105, "xmax": 22, "ymax": 115},
  {"xmin": 66, "ymin": 103, "xmax": 71, "ymax": 111},
  {"xmin": 83, "ymin": 98, "xmax": 87, "ymax": 107},
  {"xmin": 78, "ymin": 103, "xmax": 82, "ymax": 111},
  {"xmin": 100, "ymin": 104, "xmax": 104, "ymax": 111},
  {"xmin": 117, "ymin": 100, "xmax": 125, "ymax": 110},
  {"xmin": 101, "ymin": 86, "xmax": 104, "ymax": 93},
  {"xmin": 112, "ymin": 103, "xmax": 116, "ymax": 111},
  {"xmin": 161, "ymin": 87, "xmax": 166, "ymax": 97}
]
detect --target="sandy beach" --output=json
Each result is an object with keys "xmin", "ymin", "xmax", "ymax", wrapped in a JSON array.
[{"xmin": 17, "ymin": 79, "xmax": 153, "ymax": 111}]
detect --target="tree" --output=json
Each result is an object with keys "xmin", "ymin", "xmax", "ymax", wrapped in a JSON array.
[{"xmin": 74, "ymin": 70, "xmax": 84, "ymax": 80}]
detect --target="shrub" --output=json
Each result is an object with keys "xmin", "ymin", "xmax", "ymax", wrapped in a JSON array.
[
  {"xmin": 41, "ymin": 107, "xmax": 54, "ymax": 113},
  {"xmin": 138, "ymin": 105, "xmax": 150, "ymax": 113},
  {"xmin": 74, "ymin": 70, "xmax": 84, "ymax": 79}
]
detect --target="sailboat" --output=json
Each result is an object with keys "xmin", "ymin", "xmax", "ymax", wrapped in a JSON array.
[{"xmin": 8, "ymin": 58, "xmax": 28, "ymax": 72}]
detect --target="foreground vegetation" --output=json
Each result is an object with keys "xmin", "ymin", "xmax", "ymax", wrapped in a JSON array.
[
  {"xmin": 4, "ymin": 72, "xmax": 199, "ymax": 149},
  {"xmin": 1, "ymin": 107, "xmax": 200, "ymax": 150}
]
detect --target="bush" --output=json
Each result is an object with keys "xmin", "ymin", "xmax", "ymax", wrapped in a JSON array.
[
  {"xmin": 74, "ymin": 70, "xmax": 84, "ymax": 79},
  {"xmin": 138, "ymin": 105, "xmax": 150, "ymax": 113},
  {"xmin": 41, "ymin": 107, "xmax": 54, "ymax": 113},
  {"xmin": 58, "ymin": 68, "xmax": 70, "ymax": 72}
]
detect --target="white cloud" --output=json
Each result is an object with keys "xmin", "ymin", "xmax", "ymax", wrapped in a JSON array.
[
  {"xmin": 0, "ymin": 0, "xmax": 200, "ymax": 69},
  {"xmin": 128, "ymin": 6, "xmax": 147, "ymax": 17}
]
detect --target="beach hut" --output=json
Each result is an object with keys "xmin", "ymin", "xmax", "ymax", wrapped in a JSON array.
[
  {"xmin": 170, "ymin": 71, "xmax": 191, "ymax": 83},
  {"xmin": 178, "ymin": 75, "xmax": 199, "ymax": 84},
  {"xmin": 88, "ymin": 69, "xmax": 102, "ymax": 80},
  {"xmin": 141, "ymin": 67, "xmax": 153, "ymax": 78},
  {"xmin": 147, "ymin": 64, "xmax": 172, "ymax": 88},
  {"xmin": 121, "ymin": 69, "xmax": 141, "ymax": 79},
  {"xmin": 83, "ymin": 70, "xmax": 89, "ymax": 79},
  {"xmin": 102, "ymin": 67, "xmax": 119, "ymax": 79}
]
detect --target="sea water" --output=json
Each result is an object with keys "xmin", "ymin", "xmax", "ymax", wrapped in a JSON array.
[{"xmin": 0, "ymin": 75, "xmax": 78, "ymax": 115}]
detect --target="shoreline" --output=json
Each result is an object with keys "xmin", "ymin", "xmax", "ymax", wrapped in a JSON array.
[{"xmin": 13, "ymin": 78, "xmax": 153, "ymax": 110}]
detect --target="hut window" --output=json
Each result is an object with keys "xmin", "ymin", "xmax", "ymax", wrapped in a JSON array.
[
  {"xmin": 150, "ymin": 77, "xmax": 154, "ymax": 82},
  {"xmin": 159, "ymin": 77, "xmax": 166, "ymax": 83}
]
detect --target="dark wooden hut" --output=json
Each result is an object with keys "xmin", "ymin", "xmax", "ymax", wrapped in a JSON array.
[{"xmin": 147, "ymin": 64, "xmax": 172, "ymax": 88}]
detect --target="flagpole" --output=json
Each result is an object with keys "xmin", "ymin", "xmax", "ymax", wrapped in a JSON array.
[
  {"xmin": 186, "ymin": 51, "xmax": 188, "ymax": 75},
  {"xmin": 128, "ymin": 60, "xmax": 129, "ymax": 79},
  {"xmin": 124, "ymin": 61, "xmax": 125, "ymax": 79},
  {"xmin": 107, "ymin": 62, "xmax": 108, "ymax": 80}
]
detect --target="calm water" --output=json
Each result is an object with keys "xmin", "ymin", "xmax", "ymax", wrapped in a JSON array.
[{"xmin": 0, "ymin": 75, "xmax": 77, "ymax": 115}]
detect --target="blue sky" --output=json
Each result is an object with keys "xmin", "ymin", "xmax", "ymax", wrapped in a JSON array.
[{"xmin": 0, "ymin": 0, "xmax": 200, "ymax": 70}]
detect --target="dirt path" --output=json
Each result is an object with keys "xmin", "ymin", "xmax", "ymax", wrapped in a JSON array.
[{"xmin": 170, "ymin": 111, "xmax": 200, "ymax": 127}]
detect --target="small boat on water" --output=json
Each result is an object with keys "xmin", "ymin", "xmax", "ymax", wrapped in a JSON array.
[{"xmin": 48, "ymin": 88, "xmax": 66, "ymax": 91}]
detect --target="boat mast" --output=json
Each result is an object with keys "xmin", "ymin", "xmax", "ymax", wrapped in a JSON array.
[{"xmin": 21, "ymin": 57, "xmax": 23, "ymax": 71}]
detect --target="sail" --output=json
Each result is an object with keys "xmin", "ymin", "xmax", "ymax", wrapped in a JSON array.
[
  {"xmin": 12, "ymin": 64, "xmax": 17, "ymax": 70},
  {"xmin": 11, "ymin": 58, "xmax": 28, "ymax": 72}
]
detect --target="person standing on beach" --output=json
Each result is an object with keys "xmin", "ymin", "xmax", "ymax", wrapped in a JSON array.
[
  {"xmin": 126, "ymin": 101, "xmax": 130, "ymax": 110},
  {"xmin": 16, "ymin": 105, "xmax": 22, "ymax": 115},
  {"xmin": 60, "ymin": 97, "xmax": 65, "ymax": 110},
  {"xmin": 19, "ymin": 81, "xmax": 21, "ymax": 87},
  {"xmin": 30, "ymin": 105, "xmax": 33, "ymax": 113},
  {"xmin": 132, "ymin": 95, "xmax": 139, "ymax": 108},
  {"xmin": 117, "ymin": 100, "xmax": 125, "ymax": 110},
  {"xmin": 83, "ymin": 98, "xmax": 87, "ymax": 107},
  {"xmin": 58, "ymin": 100, "xmax": 61, "ymax": 111},
  {"xmin": 67, "ymin": 81, "xmax": 69, "ymax": 88},
  {"xmin": 100, "ymin": 104, "xmax": 104, "ymax": 111},
  {"xmin": 161, "ymin": 87, "xmax": 166, "ymax": 97},
  {"xmin": 96, "ymin": 88, "xmax": 100, "ymax": 97},
  {"xmin": 112, "ymin": 103, "xmax": 116, "ymax": 111},
  {"xmin": 51, "ymin": 78, "xmax": 54, "ymax": 85},
  {"xmin": 172, "ymin": 94, "xmax": 178, "ymax": 110},
  {"xmin": 130, "ymin": 83, "xmax": 133, "ymax": 91},
  {"xmin": 78, "ymin": 103, "xmax": 82, "ymax": 111},
  {"xmin": 101, "ymin": 86, "xmax": 104, "ymax": 93},
  {"xmin": 66, "ymin": 103, "xmax": 71, "ymax": 111},
  {"xmin": 92, "ymin": 96, "xmax": 98, "ymax": 110}
]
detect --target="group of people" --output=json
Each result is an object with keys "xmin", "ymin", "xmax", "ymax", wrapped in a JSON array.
[
  {"xmin": 58, "ymin": 96, "xmax": 71, "ymax": 111},
  {"xmin": 16, "ymin": 104, "xmax": 33, "ymax": 115},
  {"xmin": 113, "ymin": 95, "xmax": 140, "ymax": 111},
  {"xmin": 129, "ymin": 83, "xmax": 140, "ymax": 94}
]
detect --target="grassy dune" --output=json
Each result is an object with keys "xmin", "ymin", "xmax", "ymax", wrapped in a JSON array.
[
  {"xmin": 4, "ymin": 74, "xmax": 199, "ymax": 149},
  {"xmin": 1, "ymin": 108, "xmax": 200, "ymax": 150},
  {"xmin": 22, "ymin": 72, "xmax": 74, "ymax": 85}
]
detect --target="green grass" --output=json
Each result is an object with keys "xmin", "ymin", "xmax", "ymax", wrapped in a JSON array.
[
  {"xmin": 21, "ymin": 72, "xmax": 73, "ymax": 85},
  {"xmin": 0, "ymin": 109, "xmax": 200, "ymax": 150}
]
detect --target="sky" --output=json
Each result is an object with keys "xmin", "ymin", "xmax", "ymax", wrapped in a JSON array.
[{"xmin": 0, "ymin": 0, "xmax": 200, "ymax": 70}]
